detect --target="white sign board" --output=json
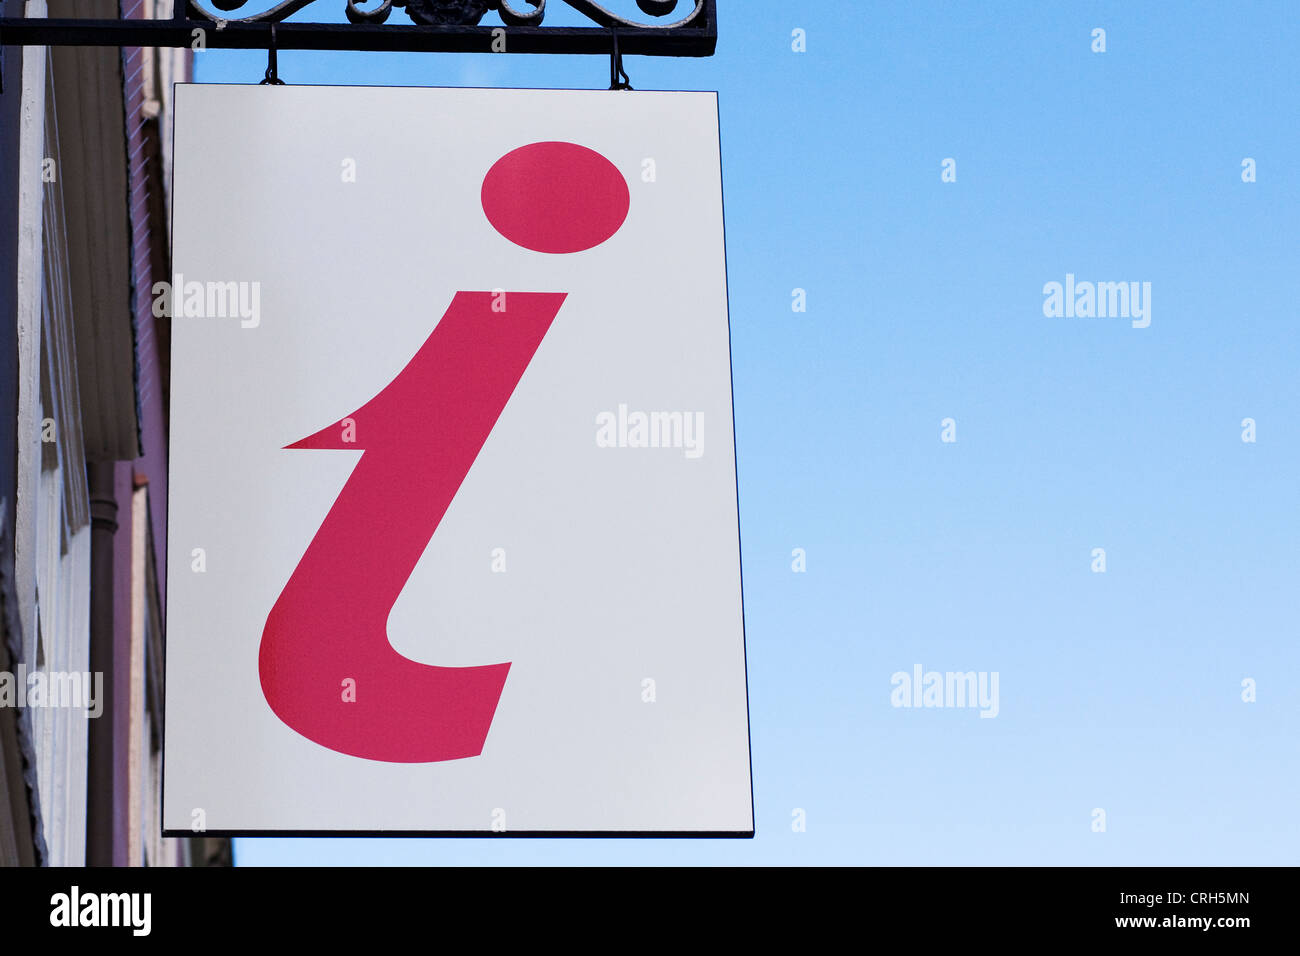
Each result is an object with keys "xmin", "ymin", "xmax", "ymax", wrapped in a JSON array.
[{"xmin": 163, "ymin": 84, "xmax": 751, "ymax": 835}]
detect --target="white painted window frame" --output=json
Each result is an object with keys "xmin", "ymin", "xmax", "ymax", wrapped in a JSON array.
[{"xmin": 15, "ymin": 4, "xmax": 94, "ymax": 866}]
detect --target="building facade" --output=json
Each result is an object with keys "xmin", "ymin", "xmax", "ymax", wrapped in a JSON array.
[{"xmin": 0, "ymin": 0, "xmax": 229, "ymax": 867}]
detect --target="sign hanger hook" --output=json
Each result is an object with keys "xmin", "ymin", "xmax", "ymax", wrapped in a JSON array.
[
  {"xmin": 609, "ymin": 29, "xmax": 632, "ymax": 91},
  {"xmin": 260, "ymin": 23, "xmax": 286, "ymax": 86}
]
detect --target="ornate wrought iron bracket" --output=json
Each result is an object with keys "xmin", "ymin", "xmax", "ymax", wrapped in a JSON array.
[{"xmin": 0, "ymin": 0, "xmax": 716, "ymax": 57}]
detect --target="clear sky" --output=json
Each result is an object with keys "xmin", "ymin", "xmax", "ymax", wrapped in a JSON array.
[{"xmin": 195, "ymin": 0, "xmax": 1299, "ymax": 865}]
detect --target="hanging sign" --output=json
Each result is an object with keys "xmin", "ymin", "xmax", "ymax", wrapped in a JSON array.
[{"xmin": 163, "ymin": 84, "xmax": 751, "ymax": 835}]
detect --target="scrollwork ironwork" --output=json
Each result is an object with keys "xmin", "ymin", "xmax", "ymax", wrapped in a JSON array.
[
  {"xmin": 0, "ymin": 0, "xmax": 713, "ymax": 57},
  {"xmin": 187, "ymin": 0, "xmax": 705, "ymax": 29}
]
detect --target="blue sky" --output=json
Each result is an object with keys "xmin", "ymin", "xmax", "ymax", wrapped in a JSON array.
[{"xmin": 196, "ymin": 1, "xmax": 1300, "ymax": 865}]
